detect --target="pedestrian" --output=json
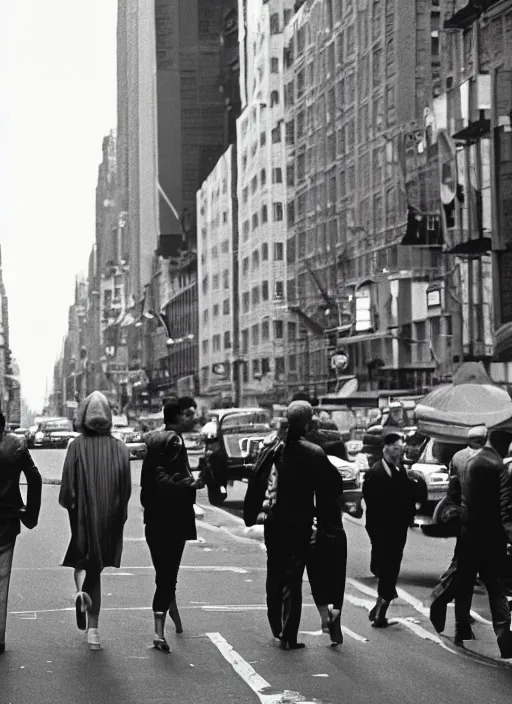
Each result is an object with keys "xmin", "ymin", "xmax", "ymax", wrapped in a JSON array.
[
  {"xmin": 429, "ymin": 429, "xmax": 512, "ymax": 658},
  {"xmin": 59, "ymin": 391, "xmax": 131, "ymax": 651},
  {"xmin": 363, "ymin": 431, "xmax": 417, "ymax": 627},
  {"xmin": 429, "ymin": 425, "xmax": 488, "ymax": 644},
  {"xmin": 0, "ymin": 412, "xmax": 42, "ymax": 655},
  {"xmin": 260, "ymin": 401, "xmax": 344, "ymax": 650},
  {"xmin": 141, "ymin": 397, "xmax": 199, "ymax": 652}
]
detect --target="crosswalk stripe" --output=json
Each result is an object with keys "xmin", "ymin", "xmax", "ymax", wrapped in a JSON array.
[{"xmin": 206, "ymin": 632, "xmax": 290, "ymax": 704}]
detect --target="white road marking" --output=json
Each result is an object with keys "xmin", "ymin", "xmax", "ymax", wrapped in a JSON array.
[
  {"xmin": 394, "ymin": 618, "xmax": 456, "ymax": 654},
  {"xmin": 207, "ymin": 632, "xmax": 319, "ymax": 704},
  {"xmin": 346, "ymin": 578, "xmax": 378, "ymax": 598},
  {"xmin": 203, "ymin": 605, "xmax": 268, "ymax": 612},
  {"xmin": 395, "ymin": 586, "xmax": 430, "ymax": 618},
  {"xmin": 446, "ymin": 603, "xmax": 493, "ymax": 626},
  {"xmin": 300, "ymin": 627, "xmax": 368, "ymax": 643}
]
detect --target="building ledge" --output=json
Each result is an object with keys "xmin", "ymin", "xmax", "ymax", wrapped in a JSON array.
[{"xmin": 452, "ymin": 118, "xmax": 491, "ymax": 143}]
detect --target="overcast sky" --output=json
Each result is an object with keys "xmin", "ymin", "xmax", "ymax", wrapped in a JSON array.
[{"xmin": 0, "ymin": 1, "xmax": 117, "ymax": 412}]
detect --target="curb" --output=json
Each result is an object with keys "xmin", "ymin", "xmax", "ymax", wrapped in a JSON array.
[{"xmin": 438, "ymin": 632, "xmax": 512, "ymax": 670}]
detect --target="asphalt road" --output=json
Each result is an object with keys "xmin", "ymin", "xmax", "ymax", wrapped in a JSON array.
[{"xmin": 2, "ymin": 449, "xmax": 511, "ymax": 704}]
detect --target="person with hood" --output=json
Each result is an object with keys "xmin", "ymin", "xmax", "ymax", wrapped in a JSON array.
[
  {"xmin": 140, "ymin": 397, "xmax": 198, "ymax": 652},
  {"xmin": 0, "ymin": 412, "xmax": 42, "ymax": 655},
  {"xmin": 363, "ymin": 431, "xmax": 417, "ymax": 627},
  {"xmin": 59, "ymin": 392, "xmax": 131, "ymax": 651},
  {"xmin": 255, "ymin": 401, "xmax": 344, "ymax": 650}
]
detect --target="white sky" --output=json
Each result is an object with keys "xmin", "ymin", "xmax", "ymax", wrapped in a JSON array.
[{"xmin": 0, "ymin": 1, "xmax": 117, "ymax": 412}]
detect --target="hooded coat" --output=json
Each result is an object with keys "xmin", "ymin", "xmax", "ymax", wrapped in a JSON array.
[{"xmin": 59, "ymin": 392, "xmax": 131, "ymax": 570}]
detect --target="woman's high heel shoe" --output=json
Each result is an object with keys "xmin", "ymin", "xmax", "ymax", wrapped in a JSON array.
[
  {"xmin": 87, "ymin": 628, "xmax": 102, "ymax": 651},
  {"xmin": 75, "ymin": 591, "xmax": 92, "ymax": 631},
  {"xmin": 168, "ymin": 598, "xmax": 183, "ymax": 634},
  {"xmin": 328, "ymin": 607, "xmax": 343, "ymax": 645}
]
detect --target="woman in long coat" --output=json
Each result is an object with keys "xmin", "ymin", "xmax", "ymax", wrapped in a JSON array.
[{"xmin": 59, "ymin": 392, "xmax": 131, "ymax": 650}]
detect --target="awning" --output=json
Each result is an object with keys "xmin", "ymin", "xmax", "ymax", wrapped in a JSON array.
[
  {"xmin": 414, "ymin": 361, "xmax": 512, "ymax": 442},
  {"xmin": 338, "ymin": 331, "xmax": 392, "ymax": 345}
]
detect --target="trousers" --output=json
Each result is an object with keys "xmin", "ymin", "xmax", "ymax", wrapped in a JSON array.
[
  {"xmin": 367, "ymin": 524, "xmax": 409, "ymax": 602},
  {"xmin": 0, "ymin": 541, "xmax": 16, "ymax": 646},
  {"xmin": 264, "ymin": 519, "xmax": 311, "ymax": 644},
  {"xmin": 431, "ymin": 535, "xmax": 511, "ymax": 632},
  {"xmin": 145, "ymin": 524, "xmax": 186, "ymax": 613},
  {"xmin": 307, "ymin": 528, "xmax": 347, "ymax": 611}
]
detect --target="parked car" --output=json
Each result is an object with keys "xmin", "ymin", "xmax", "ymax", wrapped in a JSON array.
[
  {"xmin": 111, "ymin": 425, "xmax": 147, "ymax": 460},
  {"xmin": 13, "ymin": 427, "xmax": 30, "ymax": 441},
  {"xmin": 327, "ymin": 455, "xmax": 364, "ymax": 518},
  {"xmin": 405, "ymin": 438, "xmax": 465, "ymax": 512},
  {"xmin": 198, "ymin": 408, "xmax": 272, "ymax": 505},
  {"xmin": 33, "ymin": 418, "xmax": 77, "ymax": 448}
]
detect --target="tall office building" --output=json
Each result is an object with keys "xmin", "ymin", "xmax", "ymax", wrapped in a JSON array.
[
  {"xmin": 235, "ymin": 0, "xmax": 296, "ymax": 404},
  {"xmin": 283, "ymin": 0, "xmax": 449, "ymax": 395}
]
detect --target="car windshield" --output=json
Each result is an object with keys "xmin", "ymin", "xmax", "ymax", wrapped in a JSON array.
[
  {"xmin": 420, "ymin": 440, "xmax": 466, "ymax": 467},
  {"xmin": 220, "ymin": 411, "xmax": 272, "ymax": 458}
]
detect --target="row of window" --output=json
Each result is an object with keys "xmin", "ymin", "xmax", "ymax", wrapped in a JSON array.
[
  {"xmin": 241, "ymin": 168, "xmax": 283, "ymax": 201},
  {"xmin": 241, "ymin": 202, "xmax": 284, "ymax": 240},
  {"xmin": 201, "ymin": 270, "xmax": 230, "ymax": 294},
  {"xmin": 241, "ymin": 280, "xmax": 284, "ymax": 312},
  {"xmin": 241, "ymin": 242, "xmax": 284, "ymax": 274},
  {"xmin": 202, "ymin": 331, "xmax": 232, "ymax": 355},
  {"xmin": 202, "ymin": 299, "xmax": 230, "ymax": 324}
]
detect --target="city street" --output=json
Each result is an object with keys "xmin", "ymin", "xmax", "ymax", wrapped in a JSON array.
[{"xmin": 0, "ymin": 449, "xmax": 511, "ymax": 703}]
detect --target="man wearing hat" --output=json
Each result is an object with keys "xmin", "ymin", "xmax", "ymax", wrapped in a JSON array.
[{"xmin": 362, "ymin": 431, "xmax": 418, "ymax": 627}]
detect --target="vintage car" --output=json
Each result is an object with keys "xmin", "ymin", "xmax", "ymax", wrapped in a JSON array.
[
  {"xmin": 33, "ymin": 418, "xmax": 78, "ymax": 448},
  {"xmin": 405, "ymin": 437, "xmax": 465, "ymax": 512},
  {"xmin": 198, "ymin": 408, "xmax": 272, "ymax": 505},
  {"xmin": 111, "ymin": 425, "xmax": 147, "ymax": 460}
]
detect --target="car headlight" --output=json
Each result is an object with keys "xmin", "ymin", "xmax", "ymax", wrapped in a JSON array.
[
  {"xmin": 428, "ymin": 471, "xmax": 449, "ymax": 485},
  {"xmin": 35, "ymin": 431, "xmax": 44, "ymax": 440}
]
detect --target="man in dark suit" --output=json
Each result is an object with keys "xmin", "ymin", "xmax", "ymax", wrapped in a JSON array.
[
  {"xmin": 363, "ymin": 431, "xmax": 417, "ymax": 627},
  {"xmin": 0, "ymin": 412, "xmax": 42, "ymax": 655},
  {"xmin": 430, "ymin": 430, "xmax": 512, "ymax": 658}
]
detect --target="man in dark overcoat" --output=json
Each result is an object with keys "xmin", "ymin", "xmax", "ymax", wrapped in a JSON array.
[{"xmin": 362, "ymin": 431, "xmax": 417, "ymax": 627}]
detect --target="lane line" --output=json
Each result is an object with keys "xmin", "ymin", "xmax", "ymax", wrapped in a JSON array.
[
  {"xmin": 10, "ymin": 603, "xmax": 318, "ymax": 616},
  {"xmin": 11, "ymin": 565, "xmax": 248, "ymax": 573},
  {"xmin": 447, "ymin": 603, "xmax": 493, "ymax": 626},
  {"xmin": 207, "ymin": 632, "xmax": 316, "ymax": 704},
  {"xmin": 394, "ymin": 618, "xmax": 457, "ymax": 654}
]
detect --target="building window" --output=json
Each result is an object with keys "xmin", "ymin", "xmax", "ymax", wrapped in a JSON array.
[
  {"xmin": 242, "ymin": 256, "xmax": 249, "ymax": 275},
  {"xmin": 242, "ymin": 292, "xmax": 250, "ymax": 313},
  {"xmin": 211, "ymin": 245, "xmax": 218, "ymax": 259},
  {"xmin": 223, "ymin": 298, "xmax": 230, "ymax": 315},
  {"xmin": 287, "ymin": 201, "xmax": 295, "ymax": 225},
  {"xmin": 213, "ymin": 304, "xmax": 219, "ymax": 317},
  {"xmin": 224, "ymin": 331, "xmax": 232, "ymax": 350},
  {"xmin": 271, "ymin": 57, "xmax": 279, "ymax": 73},
  {"xmin": 202, "ymin": 276, "xmax": 208, "ymax": 294},
  {"xmin": 252, "ymin": 249, "xmax": 260, "ymax": 268},
  {"xmin": 260, "ymin": 130, "xmax": 266, "ymax": 146},
  {"xmin": 262, "ymin": 318, "xmax": 270, "ymax": 340},
  {"xmin": 273, "ymin": 202, "xmax": 283, "ymax": 221},
  {"xmin": 287, "ymin": 321, "xmax": 297, "ymax": 340},
  {"xmin": 202, "ymin": 339, "xmax": 209, "ymax": 355},
  {"xmin": 262, "ymin": 280, "xmax": 269, "ymax": 300},
  {"xmin": 297, "ymin": 69, "xmax": 305, "ymax": 98},
  {"xmin": 271, "ymin": 125, "xmax": 282, "ymax": 143},
  {"xmin": 355, "ymin": 286, "xmax": 372, "ymax": 332},
  {"xmin": 262, "ymin": 357, "xmax": 270, "ymax": 375},
  {"xmin": 262, "ymin": 242, "xmax": 269, "ymax": 260},
  {"xmin": 272, "ymin": 167, "xmax": 283, "ymax": 184},
  {"xmin": 252, "ymin": 212, "xmax": 259, "ymax": 230},
  {"xmin": 252, "ymin": 359, "xmax": 260, "ymax": 378},
  {"xmin": 243, "ymin": 220, "xmax": 250, "ymax": 241},
  {"xmin": 275, "ymin": 280, "xmax": 284, "ymax": 298},
  {"xmin": 270, "ymin": 13, "xmax": 280, "ymax": 35},
  {"xmin": 203, "ymin": 309, "xmax": 209, "ymax": 324},
  {"xmin": 223, "ymin": 269, "xmax": 229, "ymax": 289},
  {"xmin": 270, "ymin": 90, "xmax": 280, "ymax": 107},
  {"xmin": 286, "ymin": 120, "xmax": 295, "ymax": 145},
  {"xmin": 241, "ymin": 329, "xmax": 249, "ymax": 354},
  {"xmin": 251, "ymin": 324, "xmax": 260, "ymax": 345},
  {"xmin": 261, "ymin": 168, "xmax": 267, "ymax": 186},
  {"xmin": 212, "ymin": 274, "xmax": 219, "ymax": 290},
  {"xmin": 274, "ymin": 242, "xmax": 284, "ymax": 260},
  {"xmin": 251, "ymin": 175, "xmax": 258, "ymax": 194},
  {"xmin": 243, "ymin": 186, "xmax": 249, "ymax": 204},
  {"xmin": 213, "ymin": 334, "xmax": 221, "ymax": 352},
  {"xmin": 287, "ymin": 164, "xmax": 295, "ymax": 187},
  {"xmin": 274, "ymin": 320, "xmax": 284, "ymax": 338},
  {"xmin": 262, "ymin": 204, "xmax": 268, "ymax": 223},
  {"xmin": 288, "ymin": 353, "xmax": 297, "ymax": 372},
  {"xmin": 221, "ymin": 239, "xmax": 229, "ymax": 253},
  {"xmin": 252, "ymin": 286, "xmax": 260, "ymax": 306}
]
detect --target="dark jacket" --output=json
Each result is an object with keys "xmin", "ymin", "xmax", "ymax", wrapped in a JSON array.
[
  {"xmin": 0, "ymin": 433, "xmax": 42, "ymax": 543},
  {"xmin": 363, "ymin": 457, "xmax": 417, "ymax": 534},
  {"xmin": 245, "ymin": 436, "xmax": 343, "ymax": 529},
  {"xmin": 448, "ymin": 445, "xmax": 512, "ymax": 544},
  {"xmin": 140, "ymin": 429, "xmax": 197, "ymax": 540}
]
